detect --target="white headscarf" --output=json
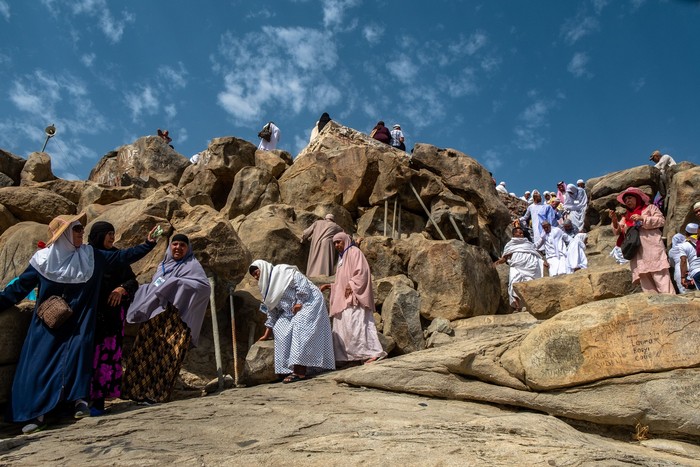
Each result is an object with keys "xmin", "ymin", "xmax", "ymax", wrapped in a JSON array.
[
  {"xmin": 251, "ymin": 260, "xmax": 299, "ymax": 311},
  {"xmin": 29, "ymin": 220, "xmax": 95, "ymax": 284}
]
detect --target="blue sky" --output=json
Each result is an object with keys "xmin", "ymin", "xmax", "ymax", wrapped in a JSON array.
[{"xmin": 1, "ymin": 0, "xmax": 699, "ymax": 197}]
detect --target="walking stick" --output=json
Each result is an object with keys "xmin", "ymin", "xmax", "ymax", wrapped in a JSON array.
[
  {"xmin": 229, "ymin": 286, "xmax": 240, "ymax": 387},
  {"xmin": 208, "ymin": 275, "xmax": 224, "ymax": 392}
]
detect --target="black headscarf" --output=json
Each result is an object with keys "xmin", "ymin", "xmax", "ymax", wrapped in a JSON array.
[
  {"xmin": 88, "ymin": 221, "xmax": 116, "ymax": 251},
  {"xmin": 318, "ymin": 112, "xmax": 331, "ymax": 132}
]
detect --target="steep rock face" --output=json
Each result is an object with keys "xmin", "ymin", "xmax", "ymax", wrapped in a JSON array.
[
  {"xmin": 382, "ymin": 283, "xmax": 424, "ymax": 354},
  {"xmin": 222, "ymin": 166, "xmax": 280, "ymax": 219},
  {"xmin": 179, "ymin": 136, "xmax": 257, "ymax": 210},
  {"xmin": 0, "ymin": 222, "xmax": 47, "ymax": 286},
  {"xmin": 664, "ymin": 163, "xmax": 700, "ymax": 238},
  {"xmin": 586, "ymin": 165, "xmax": 659, "ymax": 226},
  {"xmin": 89, "ymin": 136, "xmax": 190, "ymax": 188},
  {"xmin": 255, "ymin": 149, "xmax": 292, "ymax": 179}
]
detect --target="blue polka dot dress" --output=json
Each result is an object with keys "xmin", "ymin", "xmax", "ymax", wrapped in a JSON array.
[{"xmin": 264, "ymin": 271, "xmax": 335, "ymax": 374}]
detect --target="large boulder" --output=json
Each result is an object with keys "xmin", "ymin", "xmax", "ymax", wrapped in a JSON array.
[
  {"xmin": 0, "ymin": 187, "xmax": 76, "ymax": 224},
  {"xmin": 356, "ymin": 205, "xmax": 425, "ymax": 238},
  {"xmin": 407, "ymin": 237, "xmax": 500, "ymax": 320},
  {"xmin": 0, "ymin": 222, "xmax": 51, "ymax": 286},
  {"xmin": 20, "ymin": 152, "xmax": 56, "ymax": 184},
  {"xmin": 221, "ymin": 166, "xmax": 280, "ymax": 219},
  {"xmin": 516, "ymin": 293, "xmax": 700, "ymax": 390},
  {"xmin": 255, "ymin": 149, "xmax": 292, "ymax": 179},
  {"xmin": 0, "ymin": 149, "xmax": 26, "ymax": 184},
  {"xmin": 242, "ymin": 340, "xmax": 277, "ymax": 385},
  {"xmin": 360, "ymin": 236, "xmax": 412, "ymax": 280},
  {"xmin": 77, "ymin": 183, "xmax": 148, "ymax": 212},
  {"xmin": 0, "ymin": 303, "xmax": 34, "ymax": 404},
  {"xmin": 280, "ymin": 121, "xmax": 411, "ymax": 214},
  {"xmin": 0, "ymin": 204, "xmax": 19, "ymax": 235},
  {"xmin": 664, "ymin": 163, "xmax": 700, "ymax": 239},
  {"xmin": 514, "ymin": 264, "xmax": 640, "ymax": 319},
  {"xmin": 373, "ymin": 274, "xmax": 414, "ymax": 306},
  {"xmin": 234, "ymin": 204, "xmax": 306, "ymax": 271},
  {"xmin": 381, "ymin": 283, "xmax": 424, "ymax": 354},
  {"xmin": 89, "ymin": 136, "xmax": 190, "ymax": 188},
  {"xmin": 178, "ymin": 137, "xmax": 257, "ymax": 210}
]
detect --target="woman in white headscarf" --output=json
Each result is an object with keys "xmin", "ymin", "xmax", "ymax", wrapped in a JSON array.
[
  {"xmin": 0, "ymin": 213, "xmax": 157, "ymax": 433},
  {"xmin": 249, "ymin": 260, "xmax": 335, "ymax": 383}
]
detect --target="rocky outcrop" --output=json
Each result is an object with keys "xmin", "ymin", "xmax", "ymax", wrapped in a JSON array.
[
  {"xmin": 20, "ymin": 152, "xmax": 56, "ymax": 185},
  {"xmin": 179, "ymin": 136, "xmax": 257, "ymax": 210},
  {"xmin": 0, "ymin": 187, "xmax": 76, "ymax": 224},
  {"xmin": 0, "ymin": 222, "xmax": 47, "ymax": 287},
  {"xmin": 664, "ymin": 162, "xmax": 700, "ymax": 238},
  {"xmin": 0, "ymin": 149, "xmax": 26, "ymax": 185},
  {"xmin": 255, "ymin": 149, "xmax": 292, "ymax": 178},
  {"xmin": 89, "ymin": 136, "xmax": 190, "ymax": 188},
  {"xmin": 222, "ymin": 166, "xmax": 280, "ymax": 219},
  {"xmin": 381, "ymin": 283, "xmax": 424, "ymax": 354},
  {"xmin": 0, "ymin": 302, "xmax": 33, "ymax": 403}
]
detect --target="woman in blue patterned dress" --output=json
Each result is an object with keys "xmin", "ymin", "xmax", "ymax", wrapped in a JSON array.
[{"xmin": 249, "ymin": 260, "xmax": 335, "ymax": 383}]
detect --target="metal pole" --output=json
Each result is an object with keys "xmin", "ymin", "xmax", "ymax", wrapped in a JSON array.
[
  {"xmin": 208, "ymin": 276, "xmax": 224, "ymax": 391},
  {"xmin": 398, "ymin": 200, "xmax": 402, "ymax": 239},
  {"xmin": 383, "ymin": 200, "xmax": 388, "ymax": 236},
  {"xmin": 392, "ymin": 196, "xmax": 397, "ymax": 239},
  {"xmin": 229, "ymin": 286, "xmax": 239, "ymax": 387},
  {"xmin": 409, "ymin": 182, "xmax": 447, "ymax": 240},
  {"xmin": 448, "ymin": 213, "xmax": 466, "ymax": 242}
]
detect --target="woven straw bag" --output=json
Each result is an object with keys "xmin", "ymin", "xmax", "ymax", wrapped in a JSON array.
[{"xmin": 37, "ymin": 295, "xmax": 73, "ymax": 329}]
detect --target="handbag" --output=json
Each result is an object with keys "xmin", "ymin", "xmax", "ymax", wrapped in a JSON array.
[
  {"xmin": 37, "ymin": 295, "xmax": 74, "ymax": 329},
  {"xmin": 620, "ymin": 224, "xmax": 641, "ymax": 260},
  {"xmin": 258, "ymin": 123, "xmax": 272, "ymax": 142}
]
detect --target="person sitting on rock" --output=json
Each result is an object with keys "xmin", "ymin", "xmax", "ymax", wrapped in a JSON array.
[
  {"xmin": 123, "ymin": 233, "xmax": 211, "ymax": 404},
  {"xmin": 300, "ymin": 213, "xmax": 343, "ymax": 277},
  {"xmin": 370, "ymin": 121, "xmax": 391, "ymax": 145},
  {"xmin": 320, "ymin": 232, "xmax": 386, "ymax": 366},
  {"xmin": 668, "ymin": 233, "xmax": 689, "ymax": 293},
  {"xmin": 390, "ymin": 124, "xmax": 406, "ymax": 151},
  {"xmin": 310, "ymin": 112, "xmax": 331, "ymax": 142},
  {"xmin": 494, "ymin": 226, "xmax": 544, "ymax": 311},
  {"xmin": 250, "ymin": 260, "xmax": 335, "ymax": 383},
  {"xmin": 157, "ymin": 129, "xmax": 174, "ymax": 149},
  {"xmin": 566, "ymin": 233, "xmax": 588, "ymax": 273}
]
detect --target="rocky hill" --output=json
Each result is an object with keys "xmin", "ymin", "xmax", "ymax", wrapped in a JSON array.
[{"xmin": 1, "ymin": 122, "xmax": 700, "ymax": 463}]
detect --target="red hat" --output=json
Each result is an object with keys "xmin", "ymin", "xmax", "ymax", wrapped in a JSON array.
[{"xmin": 616, "ymin": 187, "xmax": 650, "ymax": 206}]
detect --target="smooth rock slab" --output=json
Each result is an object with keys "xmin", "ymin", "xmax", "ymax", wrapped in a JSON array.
[{"xmin": 518, "ymin": 293, "xmax": 700, "ymax": 390}]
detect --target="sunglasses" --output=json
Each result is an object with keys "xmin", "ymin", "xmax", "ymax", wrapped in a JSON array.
[{"xmin": 72, "ymin": 225, "xmax": 85, "ymax": 233}]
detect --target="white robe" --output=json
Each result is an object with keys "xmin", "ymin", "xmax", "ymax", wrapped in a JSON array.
[
  {"xmin": 502, "ymin": 237, "xmax": 542, "ymax": 307},
  {"xmin": 536, "ymin": 227, "xmax": 571, "ymax": 277},
  {"xmin": 566, "ymin": 233, "xmax": 588, "ymax": 272},
  {"xmin": 258, "ymin": 123, "xmax": 281, "ymax": 151}
]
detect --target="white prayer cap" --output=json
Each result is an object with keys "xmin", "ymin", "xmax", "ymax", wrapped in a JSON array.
[
  {"xmin": 686, "ymin": 223, "xmax": 699, "ymax": 234},
  {"xmin": 524, "ymin": 190, "xmax": 531, "ymax": 194},
  {"xmin": 543, "ymin": 191, "xmax": 550, "ymax": 195},
  {"xmin": 577, "ymin": 179, "xmax": 584, "ymax": 185},
  {"xmin": 393, "ymin": 124, "xmax": 401, "ymax": 129},
  {"xmin": 499, "ymin": 181, "xmax": 506, "ymax": 186},
  {"xmin": 694, "ymin": 201, "xmax": 700, "ymax": 211},
  {"xmin": 324, "ymin": 213, "xmax": 335, "ymax": 221}
]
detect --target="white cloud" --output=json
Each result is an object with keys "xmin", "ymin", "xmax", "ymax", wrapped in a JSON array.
[
  {"xmin": 441, "ymin": 68, "xmax": 479, "ymax": 97},
  {"xmin": 42, "ymin": 0, "xmax": 134, "ymax": 43},
  {"xmin": 0, "ymin": 0, "xmax": 10, "ymax": 21},
  {"xmin": 465, "ymin": 31, "xmax": 488, "ymax": 55},
  {"xmin": 480, "ymin": 55, "xmax": 502, "ymax": 72},
  {"xmin": 177, "ymin": 127, "xmax": 188, "ymax": 144},
  {"xmin": 215, "ymin": 27, "xmax": 342, "ymax": 124},
  {"xmin": 9, "ymin": 82, "xmax": 43, "ymax": 114},
  {"xmin": 322, "ymin": 0, "xmax": 360, "ymax": 30},
  {"xmin": 81, "ymin": 53, "xmax": 96, "ymax": 68},
  {"xmin": 362, "ymin": 24, "xmax": 384, "ymax": 44},
  {"xmin": 567, "ymin": 52, "xmax": 592, "ymax": 78},
  {"xmin": 631, "ymin": 77, "xmax": 646, "ymax": 92},
  {"xmin": 386, "ymin": 55, "xmax": 419, "ymax": 84},
  {"xmin": 561, "ymin": 14, "xmax": 599, "ymax": 44},
  {"xmin": 591, "ymin": 0, "xmax": 609, "ymax": 14},
  {"xmin": 99, "ymin": 10, "xmax": 135, "ymax": 44},
  {"xmin": 513, "ymin": 99, "xmax": 554, "ymax": 151},
  {"xmin": 164, "ymin": 104, "xmax": 177, "ymax": 119},
  {"xmin": 630, "ymin": 0, "xmax": 646, "ymax": 12},
  {"xmin": 481, "ymin": 149, "xmax": 503, "ymax": 172},
  {"xmin": 124, "ymin": 85, "xmax": 159, "ymax": 121},
  {"xmin": 159, "ymin": 63, "xmax": 188, "ymax": 89}
]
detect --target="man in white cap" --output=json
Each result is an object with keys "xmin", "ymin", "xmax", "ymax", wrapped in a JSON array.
[
  {"xmin": 535, "ymin": 220, "xmax": 571, "ymax": 276},
  {"xmin": 496, "ymin": 181, "xmax": 508, "ymax": 194},
  {"xmin": 649, "ymin": 149, "xmax": 676, "ymax": 209},
  {"xmin": 679, "ymin": 223, "xmax": 700, "ymax": 290},
  {"xmin": 576, "ymin": 179, "xmax": 585, "ymax": 189},
  {"xmin": 390, "ymin": 124, "xmax": 406, "ymax": 151},
  {"xmin": 520, "ymin": 191, "xmax": 532, "ymax": 204}
]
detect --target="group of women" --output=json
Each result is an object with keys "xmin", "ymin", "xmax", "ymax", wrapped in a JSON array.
[
  {"xmin": 0, "ymin": 213, "xmax": 211, "ymax": 434},
  {"xmin": 249, "ymin": 232, "xmax": 385, "ymax": 384}
]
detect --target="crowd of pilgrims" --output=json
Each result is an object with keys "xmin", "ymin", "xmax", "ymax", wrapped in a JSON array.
[
  {"xmin": 497, "ymin": 176, "xmax": 700, "ymax": 312},
  {"xmin": 0, "ymin": 211, "xmax": 385, "ymax": 435}
]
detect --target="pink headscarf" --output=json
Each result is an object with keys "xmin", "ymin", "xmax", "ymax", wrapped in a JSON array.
[{"xmin": 329, "ymin": 232, "xmax": 375, "ymax": 317}]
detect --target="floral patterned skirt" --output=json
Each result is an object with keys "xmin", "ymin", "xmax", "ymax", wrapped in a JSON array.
[{"xmin": 90, "ymin": 306, "xmax": 125, "ymax": 400}]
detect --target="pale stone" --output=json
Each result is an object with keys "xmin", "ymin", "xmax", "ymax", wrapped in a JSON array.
[
  {"xmin": 221, "ymin": 166, "xmax": 280, "ymax": 219},
  {"xmin": 0, "ymin": 148, "xmax": 26, "ymax": 184},
  {"xmin": 664, "ymin": 163, "xmax": 700, "ymax": 240},
  {"xmin": 0, "ymin": 222, "xmax": 50, "ymax": 287},
  {"xmin": 255, "ymin": 149, "xmax": 292, "ymax": 179},
  {"xmin": 0, "ymin": 187, "xmax": 76, "ymax": 224},
  {"xmin": 518, "ymin": 293, "xmax": 700, "ymax": 390},
  {"xmin": 514, "ymin": 264, "xmax": 640, "ymax": 319},
  {"xmin": 381, "ymin": 283, "xmax": 424, "ymax": 354},
  {"xmin": 0, "ymin": 303, "xmax": 33, "ymax": 365},
  {"xmin": 20, "ymin": 152, "xmax": 56, "ymax": 184},
  {"xmin": 242, "ymin": 340, "xmax": 277, "ymax": 385},
  {"xmin": 373, "ymin": 274, "xmax": 414, "ymax": 306}
]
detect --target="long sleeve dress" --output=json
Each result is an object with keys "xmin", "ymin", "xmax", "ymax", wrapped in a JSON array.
[{"xmin": 0, "ymin": 241, "xmax": 155, "ymax": 422}]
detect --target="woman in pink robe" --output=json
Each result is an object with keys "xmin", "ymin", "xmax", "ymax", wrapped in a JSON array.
[
  {"xmin": 609, "ymin": 187, "xmax": 674, "ymax": 294},
  {"xmin": 320, "ymin": 232, "xmax": 386, "ymax": 365}
]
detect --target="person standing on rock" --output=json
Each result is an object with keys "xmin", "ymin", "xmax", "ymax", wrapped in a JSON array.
[
  {"xmin": 565, "ymin": 233, "xmax": 588, "ymax": 273},
  {"xmin": 0, "ymin": 213, "xmax": 157, "ymax": 434},
  {"xmin": 494, "ymin": 226, "xmax": 544, "ymax": 311},
  {"xmin": 370, "ymin": 121, "xmax": 391, "ymax": 145},
  {"xmin": 520, "ymin": 190, "xmax": 552, "ymax": 253},
  {"xmin": 301, "ymin": 213, "xmax": 343, "ymax": 277},
  {"xmin": 123, "ymin": 234, "xmax": 211, "ymax": 404},
  {"xmin": 310, "ymin": 112, "xmax": 332, "ymax": 142},
  {"xmin": 563, "ymin": 183, "xmax": 588, "ymax": 233},
  {"xmin": 609, "ymin": 187, "xmax": 675, "ymax": 294},
  {"xmin": 249, "ymin": 260, "xmax": 335, "ymax": 383},
  {"xmin": 87, "ymin": 221, "xmax": 140, "ymax": 416},
  {"xmin": 678, "ymin": 223, "xmax": 700, "ymax": 291},
  {"xmin": 320, "ymin": 232, "xmax": 386, "ymax": 366},
  {"xmin": 668, "ymin": 233, "xmax": 690, "ymax": 293},
  {"xmin": 258, "ymin": 121, "xmax": 281, "ymax": 151},
  {"xmin": 535, "ymin": 220, "xmax": 571, "ymax": 277}
]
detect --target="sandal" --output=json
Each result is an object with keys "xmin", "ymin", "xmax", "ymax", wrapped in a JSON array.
[
  {"xmin": 22, "ymin": 420, "xmax": 47, "ymax": 434},
  {"xmin": 364, "ymin": 355, "xmax": 387, "ymax": 365},
  {"xmin": 282, "ymin": 373, "xmax": 306, "ymax": 384}
]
